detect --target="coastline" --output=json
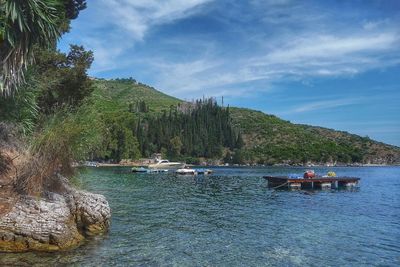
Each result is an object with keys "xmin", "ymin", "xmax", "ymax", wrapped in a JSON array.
[
  {"xmin": 85, "ymin": 162, "xmax": 399, "ymax": 168},
  {"xmin": 0, "ymin": 175, "xmax": 111, "ymax": 252}
]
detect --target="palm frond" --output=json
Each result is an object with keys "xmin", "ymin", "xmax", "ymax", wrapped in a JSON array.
[{"xmin": 1, "ymin": 0, "xmax": 61, "ymax": 96}]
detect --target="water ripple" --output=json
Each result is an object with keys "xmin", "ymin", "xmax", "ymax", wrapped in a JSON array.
[{"xmin": 1, "ymin": 166, "xmax": 399, "ymax": 266}]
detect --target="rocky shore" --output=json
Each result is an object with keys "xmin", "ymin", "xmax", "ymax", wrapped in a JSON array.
[
  {"xmin": 0, "ymin": 176, "xmax": 111, "ymax": 252},
  {"xmin": 0, "ymin": 123, "xmax": 111, "ymax": 252}
]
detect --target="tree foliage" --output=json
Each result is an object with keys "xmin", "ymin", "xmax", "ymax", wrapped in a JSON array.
[
  {"xmin": 35, "ymin": 45, "xmax": 94, "ymax": 113},
  {"xmin": 0, "ymin": 0, "xmax": 87, "ymax": 96},
  {"xmin": 101, "ymin": 112, "xmax": 141, "ymax": 162},
  {"xmin": 0, "ymin": 0, "xmax": 95, "ymax": 196},
  {"xmin": 0, "ymin": 45, "xmax": 94, "ymax": 133},
  {"xmin": 135, "ymin": 99, "xmax": 243, "ymax": 160},
  {"xmin": 64, "ymin": 0, "xmax": 87, "ymax": 20}
]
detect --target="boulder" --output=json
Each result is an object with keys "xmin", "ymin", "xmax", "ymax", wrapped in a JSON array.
[
  {"xmin": 0, "ymin": 123, "xmax": 112, "ymax": 252},
  {"xmin": 0, "ymin": 186, "xmax": 111, "ymax": 252}
]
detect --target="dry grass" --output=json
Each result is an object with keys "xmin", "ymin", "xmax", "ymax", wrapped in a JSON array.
[
  {"xmin": 0, "ymin": 153, "xmax": 11, "ymax": 178},
  {"xmin": 0, "ymin": 122, "xmax": 68, "ymax": 198},
  {"xmin": 1, "ymin": 105, "xmax": 104, "ymax": 197},
  {"xmin": 0, "ymin": 123, "xmax": 20, "ymax": 214},
  {"xmin": 15, "ymin": 152, "xmax": 69, "ymax": 196},
  {"xmin": 0, "ymin": 123, "xmax": 20, "ymax": 179}
]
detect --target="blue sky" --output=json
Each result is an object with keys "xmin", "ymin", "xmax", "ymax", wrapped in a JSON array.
[{"xmin": 58, "ymin": 0, "xmax": 400, "ymax": 146}]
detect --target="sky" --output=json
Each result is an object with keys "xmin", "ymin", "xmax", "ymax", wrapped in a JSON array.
[{"xmin": 58, "ymin": 0, "xmax": 400, "ymax": 146}]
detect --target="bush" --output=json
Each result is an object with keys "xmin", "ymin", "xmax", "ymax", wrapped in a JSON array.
[{"xmin": 14, "ymin": 103, "xmax": 105, "ymax": 195}]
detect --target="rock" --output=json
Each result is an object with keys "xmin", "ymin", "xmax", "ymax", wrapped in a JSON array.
[
  {"xmin": 0, "ymin": 183, "xmax": 111, "ymax": 252},
  {"xmin": 69, "ymin": 190, "xmax": 111, "ymax": 236},
  {"xmin": 0, "ymin": 124, "xmax": 112, "ymax": 252}
]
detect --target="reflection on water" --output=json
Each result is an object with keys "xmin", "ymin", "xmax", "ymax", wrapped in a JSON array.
[{"xmin": 1, "ymin": 166, "xmax": 399, "ymax": 266}]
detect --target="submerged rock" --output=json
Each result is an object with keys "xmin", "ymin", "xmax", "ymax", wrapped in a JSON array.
[{"xmin": 0, "ymin": 185, "xmax": 111, "ymax": 252}]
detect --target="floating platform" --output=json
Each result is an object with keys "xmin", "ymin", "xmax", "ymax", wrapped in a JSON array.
[{"xmin": 263, "ymin": 176, "xmax": 360, "ymax": 190}]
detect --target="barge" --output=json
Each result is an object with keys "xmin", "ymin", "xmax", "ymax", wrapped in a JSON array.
[{"xmin": 264, "ymin": 176, "xmax": 360, "ymax": 190}]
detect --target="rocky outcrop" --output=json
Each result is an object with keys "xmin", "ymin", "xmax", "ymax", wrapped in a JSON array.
[
  {"xmin": 0, "ymin": 123, "xmax": 111, "ymax": 252},
  {"xmin": 0, "ymin": 183, "xmax": 111, "ymax": 252}
]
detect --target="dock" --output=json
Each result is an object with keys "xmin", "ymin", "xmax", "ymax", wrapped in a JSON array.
[{"xmin": 264, "ymin": 176, "xmax": 360, "ymax": 190}]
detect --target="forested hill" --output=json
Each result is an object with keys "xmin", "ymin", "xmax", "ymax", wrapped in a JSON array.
[
  {"xmin": 88, "ymin": 79, "xmax": 243, "ymax": 163},
  {"xmin": 229, "ymin": 108, "xmax": 400, "ymax": 165},
  {"xmin": 90, "ymin": 79, "xmax": 400, "ymax": 165}
]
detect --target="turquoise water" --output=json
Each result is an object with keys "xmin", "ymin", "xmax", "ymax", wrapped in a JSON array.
[{"xmin": 1, "ymin": 166, "xmax": 399, "ymax": 266}]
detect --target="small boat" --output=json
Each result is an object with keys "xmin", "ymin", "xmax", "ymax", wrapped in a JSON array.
[
  {"xmin": 132, "ymin": 167, "xmax": 169, "ymax": 173},
  {"xmin": 132, "ymin": 167, "xmax": 148, "ymax": 173},
  {"xmin": 84, "ymin": 161, "xmax": 99, "ymax": 167},
  {"xmin": 147, "ymin": 169, "xmax": 169, "ymax": 173},
  {"xmin": 176, "ymin": 168, "xmax": 197, "ymax": 175},
  {"xmin": 148, "ymin": 159, "xmax": 185, "ymax": 169},
  {"xmin": 196, "ymin": 169, "xmax": 213, "ymax": 175}
]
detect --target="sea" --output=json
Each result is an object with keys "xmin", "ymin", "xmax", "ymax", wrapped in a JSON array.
[{"xmin": 1, "ymin": 166, "xmax": 399, "ymax": 266}]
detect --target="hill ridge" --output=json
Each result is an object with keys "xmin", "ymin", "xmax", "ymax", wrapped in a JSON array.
[{"xmin": 92, "ymin": 78, "xmax": 400, "ymax": 165}]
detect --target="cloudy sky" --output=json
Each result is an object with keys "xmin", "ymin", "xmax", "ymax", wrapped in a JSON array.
[{"xmin": 59, "ymin": 0, "xmax": 400, "ymax": 146}]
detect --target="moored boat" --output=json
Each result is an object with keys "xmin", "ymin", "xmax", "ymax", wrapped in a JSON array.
[
  {"xmin": 132, "ymin": 167, "xmax": 169, "ymax": 173},
  {"xmin": 148, "ymin": 159, "xmax": 185, "ymax": 169},
  {"xmin": 132, "ymin": 167, "xmax": 148, "ymax": 173},
  {"xmin": 176, "ymin": 168, "xmax": 197, "ymax": 175},
  {"xmin": 147, "ymin": 169, "xmax": 169, "ymax": 173},
  {"xmin": 196, "ymin": 169, "xmax": 213, "ymax": 175}
]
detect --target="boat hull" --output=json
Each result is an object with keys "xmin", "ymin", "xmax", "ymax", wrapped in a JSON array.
[
  {"xmin": 148, "ymin": 163, "xmax": 185, "ymax": 169},
  {"xmin": 132, "ymin": 167, "xmax": 148, "ymax": 173},
  {"xmin": 176, "ymin": 169, "xmax": 197, "ymax": 175}
]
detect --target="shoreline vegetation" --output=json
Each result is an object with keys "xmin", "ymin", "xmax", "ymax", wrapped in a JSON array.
[
  {"xmin": 1, "ymin": 0, "xmax": 111, "ymax": 252},
  {"xmin": 80, "ymin": 159, "xmax": 400, "ymax": 168},
  {"xmin": 86, "ymin": 161, "xmax": 399, "ymax": 168}
]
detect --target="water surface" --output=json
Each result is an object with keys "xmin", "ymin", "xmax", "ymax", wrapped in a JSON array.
[{"xmin": 1, "ymin": 166, "xmax": 399, "ymax": 266}]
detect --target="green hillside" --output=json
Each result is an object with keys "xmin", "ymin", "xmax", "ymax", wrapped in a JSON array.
[
  {"xmin": 92, "ymin": 78, "xmax": 181, "ymax": 113},
  {"xmin": 229, "ymin": 108, "xmax": 400, "ymax": 165},
  {"xmin": 91, "ymin": 79, "xmax": 400, "ymax": 165}
]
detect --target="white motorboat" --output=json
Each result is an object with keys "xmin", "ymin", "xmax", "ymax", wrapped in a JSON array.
[{"xmin": 148, "ymin": 159, "xmax": 185, "ymax": 169}]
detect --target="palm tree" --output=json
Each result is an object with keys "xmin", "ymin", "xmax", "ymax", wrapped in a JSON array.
[{"xmin": 0, "ymin": 0, "xmax": 61, "ymax": 96}]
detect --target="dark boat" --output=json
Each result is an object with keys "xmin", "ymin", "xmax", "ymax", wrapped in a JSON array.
[{"xmin": 132, "ymin": 167, "xmax": 148, "ymax": 173}]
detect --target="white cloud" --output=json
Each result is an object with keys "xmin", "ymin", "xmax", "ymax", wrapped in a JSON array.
[
  {"xmin": 289, "ymin": 98, "xmax": 361, "ymax": 114},
  {"xmin": 363, "ymin": 19, "xmax": 391, "ymax": 31},
  {"xmin": 150, "ymin": 30, "xmax": 400, "ymax": 98},
  {"xmin": 152, "ymin": 59, "xmax": 239, "ymax": 95},
  {"xmin": 264, "ymin": 33, "xmax": 399, "ymax": 63},
  {"xmin": 99, "ymin": 0, "xmax": 212, "ymax": 40},
  {"xmin": 247, "ymin": 32, "xmax": 400, "ymax": 80},
  {"xmin": 62, "ymin": 0, "xmax": 400, "ymax": 99},
  {"xmin": 65, "ymin": 0, "xmax": 213, "ymax": 74},
  {"xmin": 79, "ymin": 35, "xmax": 129, "ymax": 73}
]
